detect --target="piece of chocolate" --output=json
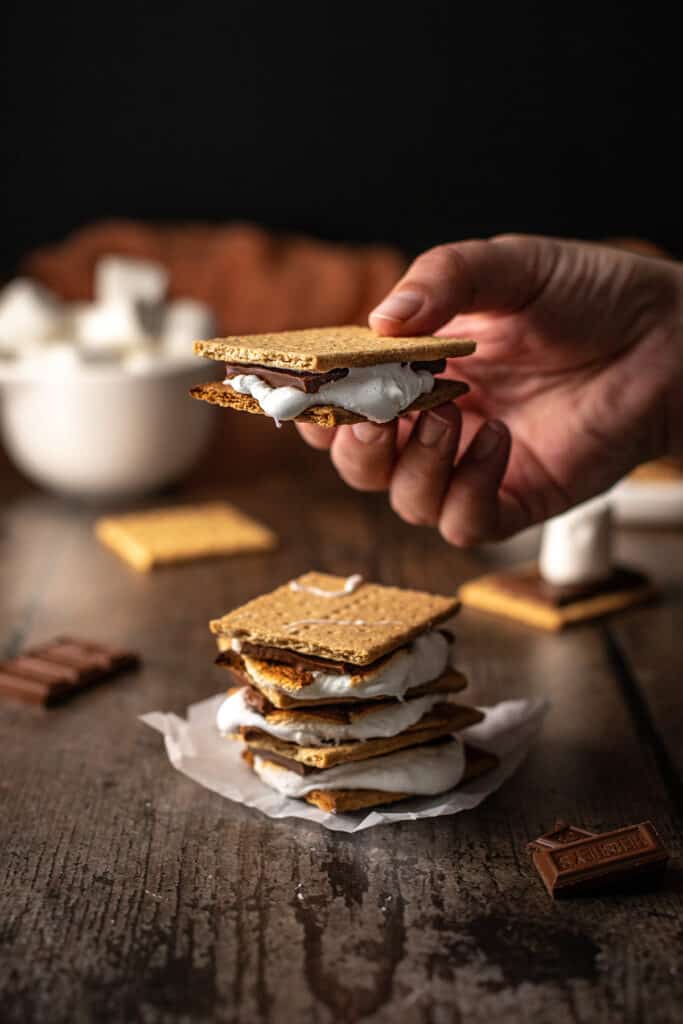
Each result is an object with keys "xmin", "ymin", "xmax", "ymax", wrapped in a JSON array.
[
  {"xmin": 224, "ymin": 362, "xmax": 349, "ymax": 393},
  {"xmin": 527, "ymin": 819, "xmax": 598, "ymax": 851},
  {"xmin": 530, "ymin": 821, "xmax": 669, "ymax": 897},
  {"xmin": 495, "ymin": 564, "xmax": 650, "ymax": 608},
  {"xmin": 0, "ymin": 636, "xmax": 140, "ymax": 706}
]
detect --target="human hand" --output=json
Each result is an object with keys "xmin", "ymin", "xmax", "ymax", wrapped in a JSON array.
[{"xmin": 297, "ymin": 235, "xmax": 682, "ymax": 544}]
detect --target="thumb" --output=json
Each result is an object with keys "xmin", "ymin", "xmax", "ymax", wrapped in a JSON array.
[{"xmin": 369, "ymin": 234, "xmax": 560, "ymax": 336}]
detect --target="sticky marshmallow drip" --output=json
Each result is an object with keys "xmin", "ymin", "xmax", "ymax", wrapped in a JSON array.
[{"xmin": 289, "ymin": 574, "xmax": 364, "ymax": 598}]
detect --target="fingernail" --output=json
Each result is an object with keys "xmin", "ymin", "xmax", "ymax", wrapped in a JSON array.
[
  {"xmin": 351, "ymin": 421, "xmax": 387, "ymax": 444},
  {"xmin": 416, "ymin": 412, "xmax": 447, "ymax": 448},
  {"xmin": 370, "ymin": 290, "xmax": 423, "ymax": 323},
  {"xmin": 471, "ymin": 420, "xmax": 507, "ymax": 462}
]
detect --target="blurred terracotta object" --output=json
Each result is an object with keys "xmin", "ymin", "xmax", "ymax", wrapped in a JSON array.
[
  {"xmin": 628, "ymin": 457, "xmax": 683, "ymax": 482},
  {"xmin": 605, "ymin": 237, "xmax": 670, "ymax": 258},
  {"xmin": 23, "ymin": 220, "xmax": 406, "ymax": 334}
]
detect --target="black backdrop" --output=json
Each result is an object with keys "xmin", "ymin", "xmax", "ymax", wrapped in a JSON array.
[{"xmin": 2, "ymin": 2, "xmax": 681, "ymax": 275}]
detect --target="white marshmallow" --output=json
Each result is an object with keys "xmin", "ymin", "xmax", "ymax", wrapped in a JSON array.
[
  {"xmin": 0, "ymin": 279, "xmax": 63, "ymax": 353},
  {"xmin": 94, "ymin": 256, "xmax": 168, "ymax": 307},
  {"xmin": 73, "ymin": 300, "xmax": 149, "ymax": 358},
  {"xmin": 161, "ymin": 299, "xmax": 215, "ymax": 360},
  {"xmin": 539, "ymin": 496, "xmax": 613, "ymax": 586}
]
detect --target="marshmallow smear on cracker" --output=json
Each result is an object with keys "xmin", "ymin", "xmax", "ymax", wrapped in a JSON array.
[
  {"xmin": 190, "ymin": 326, "xmax": 474, "ymax": 427},
  {"xmin": 210, "ymin": 572, "xmax": 497, "ymax": 813}
]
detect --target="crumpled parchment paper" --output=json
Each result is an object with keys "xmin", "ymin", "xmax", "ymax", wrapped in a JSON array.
[{"xmin": 141, "ymin": 694, "xmax": 549, "ymax": 833}]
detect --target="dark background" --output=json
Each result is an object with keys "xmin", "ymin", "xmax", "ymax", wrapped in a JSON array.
[{"xmin": 2, "ymin": 2, "xmax": 680, "ymax": 275}]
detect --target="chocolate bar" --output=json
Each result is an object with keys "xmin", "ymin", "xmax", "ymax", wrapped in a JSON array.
[
  {"xmin": 0, "ymin": 636, "xmax": 140, "ymax": 706},
  {"xmin": 495, "ymin": 564, "xmax": 649, "ymax": 608},
  {"xmin": 527, "ymin": 819, "xmax": 598, "ymax": 851},
  {"xmin": 530, "ymin": 821, "xmax": 669, "ymax": 897}
]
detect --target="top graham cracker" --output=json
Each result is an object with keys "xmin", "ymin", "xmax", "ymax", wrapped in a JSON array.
[
  {"xmin": 209, "ymin": 572, "xmax": 459, "ymax": 665},
  {"xmin": 194, "ymin": 325, "xmax": 476, "ymax": 371}
]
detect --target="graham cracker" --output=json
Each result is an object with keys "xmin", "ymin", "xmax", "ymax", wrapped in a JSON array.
[
  {"xmin": 189, "ymin": 377, "xmax": 469, "ymax": 427},
  {"xmin": 210, "ymin": 572, "xmax": 459, "ymax": 665},
  {"xmin": 303, "ymin": 744, "xmax": 499, "ymax": 812},
  {"xmin": 240, "ymin": 703, "xmax": 481, "ymax": 769},
  {"xmin": 95, "ymin": 501, "xmax": 277, "ymax": 572},
  {"xmin": 628, "ymin": 457, "xmax": 683, "ymax": 483},
  {"xmin": 193, "ymin": 325, "xmax": 475, "ymax": 371},
  {"xmin": 458, "ymin": 568, "xmax": 656, "ymax": 631}
]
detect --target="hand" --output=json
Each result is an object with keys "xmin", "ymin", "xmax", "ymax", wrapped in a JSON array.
[{"xmin": 297, "ymin": 235, "xmax": 682, "ymax": 544}]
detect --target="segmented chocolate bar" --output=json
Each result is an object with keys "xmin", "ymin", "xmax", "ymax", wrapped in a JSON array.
[{"xmin": 0, "ymin": 636, "xmax": 140, "ymax": 706}]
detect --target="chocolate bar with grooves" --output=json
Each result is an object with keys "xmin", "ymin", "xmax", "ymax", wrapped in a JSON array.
[
  {"xmin": 530, "ymin": 821, "xmax": 669, "ymax": 897},
  {"xmin": 0, "ymin": 636, "xmax": 140, "ymax": 706}
]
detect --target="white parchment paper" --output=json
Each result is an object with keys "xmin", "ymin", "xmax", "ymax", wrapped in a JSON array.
[{"xmin": 141, "ymin": 695, "xmax": 549, "ymax": 832}]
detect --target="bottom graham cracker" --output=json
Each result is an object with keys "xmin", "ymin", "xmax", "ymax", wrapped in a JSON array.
[{"xmin": 458, "ymin": 564, "xmax": 656, "ymax": 631}]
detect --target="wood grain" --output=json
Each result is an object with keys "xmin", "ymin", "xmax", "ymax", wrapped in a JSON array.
[{"xmin": 0, "ymin": 447, "xmax": 681, "ymax": 1024}]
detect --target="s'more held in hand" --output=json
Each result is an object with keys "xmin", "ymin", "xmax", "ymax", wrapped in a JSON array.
[
  {"xmin": 190, "ymin": 326, "xmax": 474, "ymax": 426},
  {"xmin": 210, "ymin": 572, "xmax": 498, "ymax": 813}
]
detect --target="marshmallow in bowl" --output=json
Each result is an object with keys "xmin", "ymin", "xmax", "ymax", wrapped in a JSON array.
[
  {"xmin": 95, "ymin": 256, "xmax": 169, "ymax": 308},
  {"xmin": 0, "ymin": 257, "xmax": 214, "ymax": 371},
  {"xmin": 0, "ymin": 279, "xmax": 64, "ymax": 354}
]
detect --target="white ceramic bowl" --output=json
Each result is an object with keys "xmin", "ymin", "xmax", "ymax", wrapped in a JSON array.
[{"xmin": 0, "ymin": 357, "xmax": 219, "ymax": 500}]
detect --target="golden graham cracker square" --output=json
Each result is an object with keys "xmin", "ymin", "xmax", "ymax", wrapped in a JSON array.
[
  {"xmin": 239, "ymin": 702, "xmax": 481, "ymax": 769},
  {"xmin": 190, "ymin": 377, "xmax": 468, "ymax": 427},
  {"xmin": 210, "ymin": 572, "xmax": 459, "ymax": 665},
  {"xmin": 458, "ymin": 566, "xmax": 656, "ymax": 631},
  {"xmin": 193, "ymin": 325, "xmax": 475, "ymax": 371},
  {"xmin": 96, "ymin": 501, "xmax": 277, "ymax": 572},
  {"xmin": 302, "ymin": 744, "xmax": 499, "ymax": 812}
]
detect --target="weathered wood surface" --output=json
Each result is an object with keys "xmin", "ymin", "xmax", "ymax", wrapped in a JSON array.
[{"xmin": 1, "ymin": 435, "xmax": 682, "ymax": 1024}]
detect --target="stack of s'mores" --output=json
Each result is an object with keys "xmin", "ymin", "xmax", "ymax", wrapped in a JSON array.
[{"xmin": 211, "ymin": 573, "xmax": 498, "ymax": 813}]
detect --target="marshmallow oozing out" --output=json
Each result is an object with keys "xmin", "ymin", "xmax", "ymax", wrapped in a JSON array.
[
  {"xmin": 226, "ymin": 362, "xmax": 437, "ymax": 423},
  {"xmin": 539, "ymin": 496, "xmax": 614, "ymax": 586}
]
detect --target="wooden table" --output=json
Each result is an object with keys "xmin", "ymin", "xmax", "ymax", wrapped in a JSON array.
[{"xmin": 1, "ymin": 426, "xmax": 682, "ymax": 1024}]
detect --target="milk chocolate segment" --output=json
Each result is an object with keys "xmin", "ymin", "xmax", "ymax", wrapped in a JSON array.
[
  {"xmin": 531, "ymin": 821, "xmax": 669, "ymax": 897},
  {"xmin": 527, "ymin": 819, "xmax": 598, "ymax": 851},
  {"xmin": 0, "ymin": 636, "xmax": 140, "ymax": 706},
  {"xmin": 224, "ymin": 362, "xmax": 349, "ymax": 393},
  {"xmin": 496, "ymin": 564, "xmax": 649, "ymax": 608}
]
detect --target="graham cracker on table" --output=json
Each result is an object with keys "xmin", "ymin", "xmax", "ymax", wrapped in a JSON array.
[
  {"xmin": 458, "ymin": 568, "xmax": 656, "ymax": 631},
  {"xmin": 194, "ymin": 325, "xmax": 475, "ymax": 371},
  {"xmin": 210, "ymin": 572, "xmax": 459, "ymax": 665},
  {"xmin": 239, "ymin": 703, "xmax": 482, "ymax": 769},
  {"xmin": 190, "ymin": 377, "xmax": 468, "ymax": 427},
  {"xmin": 96, "ymin": 502, "xmax": 277, "ymax": 572},
  {"xmin": 302, "ymin": 744, "xmax": 500, "ymax": 813},
  {"xmin": 220, "ymin": 658, "xmax": 468, "ymax": 709}
]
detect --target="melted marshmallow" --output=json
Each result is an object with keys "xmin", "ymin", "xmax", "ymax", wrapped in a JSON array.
[
  {"xmin": 289, "ymin": 574, "xmax": 363, "ymax": 598},
  {"xmin": 243, "ymin": 629, "xmax": 451, "ymax": 702},
  {"xmin": 252, "ymin": 738, "xmax": 466, "ymax": 797},
  {"xmin": 539, "ymin": 496, "xmax": 613, "ymax": 585},
  {"xmin": 225, "ymin": 363, "xmax": 436, "ymax": 423},
  {"xmin": 217, "ymin": 686, "xmax": 449, "ymax": 745}
]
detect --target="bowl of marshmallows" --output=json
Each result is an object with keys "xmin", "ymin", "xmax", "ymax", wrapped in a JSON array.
[{"xmin": 0, "ymin": 256, "xmax": 220, "ymax": 499}]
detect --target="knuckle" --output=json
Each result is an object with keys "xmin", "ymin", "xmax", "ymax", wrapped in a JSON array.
[{"xmin": 389, "ymin": 489, "xmax": 438, "ymax": 527}]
